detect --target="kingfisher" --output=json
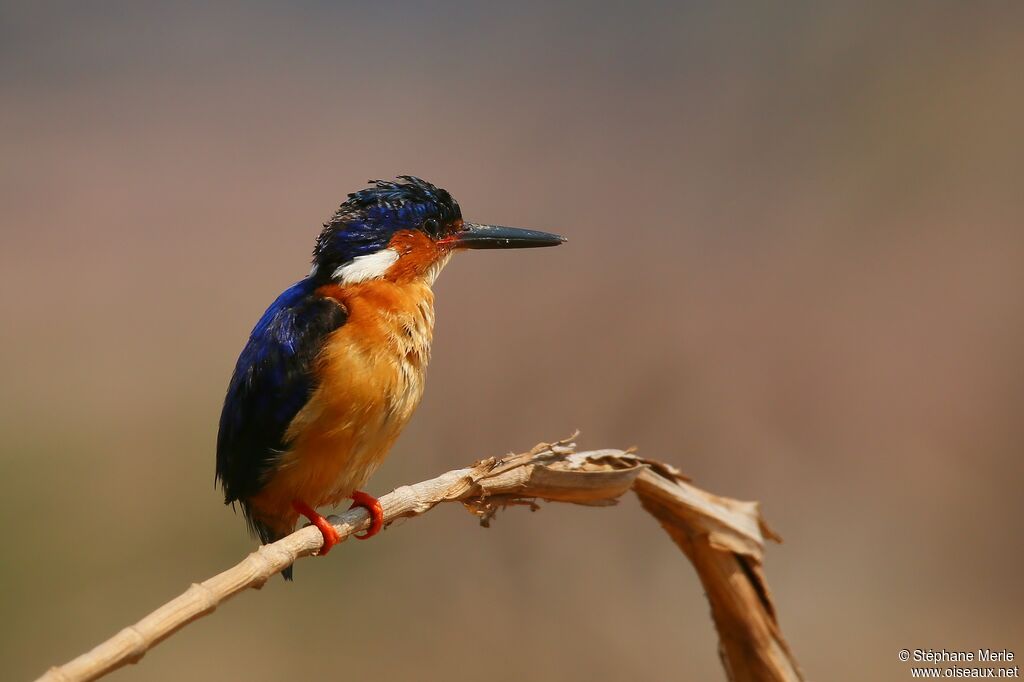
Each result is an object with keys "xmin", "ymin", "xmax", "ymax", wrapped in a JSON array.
[{"xmin": 215, "ymin": 176, "xmax": 564, "ymax": 579}]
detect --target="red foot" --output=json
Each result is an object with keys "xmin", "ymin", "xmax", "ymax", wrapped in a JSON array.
[
  {"xmin": 349, "ymin": 490, "xmax": 384, "ymax": 540},
  {"xmin": 292, "ymin": 500, "xmax": 341, "ymax": 555}
]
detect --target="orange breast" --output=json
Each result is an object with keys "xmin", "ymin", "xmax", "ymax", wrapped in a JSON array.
[{"xmin": 247, "ymin": 278, "xmax": 435, "ymax": 534}]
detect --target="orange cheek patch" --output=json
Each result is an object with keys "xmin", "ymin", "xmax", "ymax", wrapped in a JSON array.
[{"xmin": 385, "ymin": 230, "xmax": 443, "ymax": 283}]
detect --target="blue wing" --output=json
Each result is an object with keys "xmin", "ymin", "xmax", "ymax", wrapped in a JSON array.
[{"xmin": 215, "ymin": 278, "xmax": 348, "ymax": 517}]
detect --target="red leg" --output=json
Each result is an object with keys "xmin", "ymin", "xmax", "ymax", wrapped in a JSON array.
[
  {"xmin": 292, "ymin": 500, "xmax": 341, "ymax": 555},
  {"xmin": 349, "ymin": 490, "xmax": 384, "ymax": 540}
]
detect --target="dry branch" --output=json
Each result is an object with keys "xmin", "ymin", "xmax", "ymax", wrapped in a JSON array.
[{"xmin": 38, "ymin": 437, "xmax": 802, "ymax": 682}]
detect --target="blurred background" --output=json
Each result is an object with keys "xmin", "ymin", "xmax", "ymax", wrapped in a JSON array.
[{"xmin": 2, "ymin": 2, "xmax": 1022, "ymax": 680}]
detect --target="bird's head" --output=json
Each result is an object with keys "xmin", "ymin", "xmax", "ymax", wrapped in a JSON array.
[{"xmin": 311, "ymin": 176, "xmax": 564, "ymax": 286}]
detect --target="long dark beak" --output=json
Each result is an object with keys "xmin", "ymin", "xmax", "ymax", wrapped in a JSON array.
[{"xmin": 450, "ymin": 222, "xmax": 566, "ymax": 249}]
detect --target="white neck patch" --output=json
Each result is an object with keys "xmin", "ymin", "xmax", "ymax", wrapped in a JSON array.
[
  {"xmin": 424, "ymin": 253, "xmax": 452, "ymax": 286},
  {"xmin": 332, "ymin": 248, "xmax": 400, "ymax": 284}
]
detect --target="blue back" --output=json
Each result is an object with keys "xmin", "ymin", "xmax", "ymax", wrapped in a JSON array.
[{"xmin": 215, "ymin": 277, "xmax": 348, "ymax": 531}]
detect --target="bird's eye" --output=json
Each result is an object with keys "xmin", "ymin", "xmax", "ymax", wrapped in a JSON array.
[{"xmin": 422, "ymin": 218, "xmax": 440, "ymax": 236}]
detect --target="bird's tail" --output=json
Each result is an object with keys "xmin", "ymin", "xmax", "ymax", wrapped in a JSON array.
[{"xmin": 248, "ymin": 513, "xmax": 297, "ymax": 581}]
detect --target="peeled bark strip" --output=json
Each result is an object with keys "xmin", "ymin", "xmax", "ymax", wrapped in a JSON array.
[
  {"xmin": 38, "ymin": 437, "xmax": 802, "ymax": 682},
  {"xmin": 633, "ymin": 465, "xmax": 801, "ymax": 681}
]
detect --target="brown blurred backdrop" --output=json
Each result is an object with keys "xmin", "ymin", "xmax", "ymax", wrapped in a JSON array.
[{"xmin": 2, "ymin": 2, "xmax": 1022, "ymax": 680}]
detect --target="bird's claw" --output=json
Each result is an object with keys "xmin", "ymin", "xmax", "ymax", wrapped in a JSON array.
[
  {"xmin": 349, "ymin": 490, "xmax": 384, "ymax": 539},
  {"xmin": 292, "ymin": 500, "xmax": 341, "ymax": 555}
]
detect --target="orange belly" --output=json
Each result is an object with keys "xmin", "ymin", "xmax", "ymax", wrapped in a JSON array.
[{"xmin": 247, "ymin": 279, "xmax": 434, "ymax": 536}]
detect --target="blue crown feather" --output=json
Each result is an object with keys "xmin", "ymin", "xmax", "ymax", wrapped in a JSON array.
[{"xmin": 312, "ymin": 176, "xmax": 461, "ymax": 273}]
